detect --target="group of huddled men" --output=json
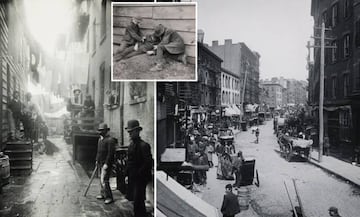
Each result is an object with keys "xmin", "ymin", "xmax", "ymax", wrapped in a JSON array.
[{"xmin": 8, "ymin": 91, "xmax": 47, "ymax": 143}]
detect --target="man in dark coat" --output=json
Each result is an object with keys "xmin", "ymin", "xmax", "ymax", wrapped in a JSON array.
[
  {"xmin": 125, "ymin": 120, "xmax": 153, "ymax": 217},
  {"xmin": 114, "ymin": 16, "xmax": 145, "ymax": 61},
  {"xmin": 95, "ymin": 123, "xmax": 116, "ymax": 204},
  {"xmin": 149, "ymin": 24, "xmax": 187, "ymax": 71},
  {"xmin": 221, "ymin": 184, "xmax": 241, "ymax": 217},
  {"xmin": 8, "ymin": 91, "xmax": 22, "ymax": 140},
  {"xmin": 232, "ymin": 151, "xmax": 244, "ymax": 188}
]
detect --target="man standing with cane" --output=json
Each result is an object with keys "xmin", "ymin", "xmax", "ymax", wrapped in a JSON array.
[
  {"xmin": 95, "ymin": 123, "xmax": 116, "ymax": 204},
  {"xmin": 125, "ymin": 120, "xmax": 153, "ymax": 217}
]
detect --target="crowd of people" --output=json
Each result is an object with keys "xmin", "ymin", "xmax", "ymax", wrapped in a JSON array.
[{"xmin": 183, "ymin": 120, "xmax": 249, "ymax": 189}]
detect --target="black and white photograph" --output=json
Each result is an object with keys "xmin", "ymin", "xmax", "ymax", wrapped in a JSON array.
[
  {"xmin": 112, "ymin": 3, "xmax": 196, "ymax": 81},
  {"xmin": 156, "ymin": 0, "xmax": 360, "ymax": 217},
  {"xmin": 0, "ymin": 1, "xmax": 154, "ymax": 217}
]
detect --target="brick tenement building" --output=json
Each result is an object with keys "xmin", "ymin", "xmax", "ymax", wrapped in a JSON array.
[
  {"xmin": 209, "ymin": 39, "xmax": 260, "ymax": 106},
  {"xmin": 310, "ymin": 0, "xmax": 360, "ymax": 159},
  {"xmin": 157, "ymin": 42, "xmax": 222, "ymax": 159}
]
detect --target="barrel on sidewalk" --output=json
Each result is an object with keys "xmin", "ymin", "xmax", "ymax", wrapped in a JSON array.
[
  {"xmin": 237, "ymin": 186, "xmax": 251, "ymax": 210},
  {"xmin": 0, "ymin": 154, "xmax": 10, "ymax": 185}
]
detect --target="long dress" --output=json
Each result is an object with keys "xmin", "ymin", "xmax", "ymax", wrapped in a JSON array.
[{"xmin": 217, "ymin": 153, "xmax": 234, "ymax": 180}]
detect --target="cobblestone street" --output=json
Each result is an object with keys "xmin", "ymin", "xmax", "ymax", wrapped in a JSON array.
[{"xmin": 197, "ymin": 121, "xmax": 360, "ymax": 217}]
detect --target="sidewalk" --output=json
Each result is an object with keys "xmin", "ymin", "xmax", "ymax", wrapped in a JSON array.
[
  {"xmin": 309, "ymin": 150, "xmax": 360, "ymax": 187},
  {"xmin": 0, "ymin": 136, "xmax": 153, "ymax": 217}
]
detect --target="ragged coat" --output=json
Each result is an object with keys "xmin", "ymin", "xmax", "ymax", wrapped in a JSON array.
[{"xmin": 157, "ymin": 28, "xmax": 185, "ymax": 54}]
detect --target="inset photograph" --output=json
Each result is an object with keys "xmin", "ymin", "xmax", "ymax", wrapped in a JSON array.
[{"xmin": 112, "ymin": 3, "xmax": 197, "ymax": 81}]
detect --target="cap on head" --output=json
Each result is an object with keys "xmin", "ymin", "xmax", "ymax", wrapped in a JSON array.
[
  {"xmin": 225, "ymin": 184, "xmax": 232, "ymax": 190},
  {"xmin": 328, "ymin": 207, "xmax": 338, "ymax": 212},
  {"xmin": 153, "ymin": 24, "xmax": 165, "ymax": 37},
  {"xmin": 133, "ymin": 16, "xmax": 142, "ymax": 22},
  {"xmin": 98, "ymin": 123, "xmax": 110, "ymax": 131},
  {"xmin": 125, "ymin": 119, "xmax": 143, "ymax": 132}
]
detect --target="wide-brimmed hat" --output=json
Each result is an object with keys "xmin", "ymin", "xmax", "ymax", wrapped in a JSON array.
[
  {"xmin": 153, "ymin": 24, "xmax": 165, "ymax": 37},
  {"xmin": 125, "ymin": 120, "xmax": 143, "ymax": 132},
  {"xmin": 98, "ymin": 123, "xmax": 110, "ymax": 131}
]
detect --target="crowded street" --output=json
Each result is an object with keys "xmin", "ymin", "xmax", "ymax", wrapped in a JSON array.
[{"xmin": 197, "ymin": 120, "xmax": 360, "ymax": 217}]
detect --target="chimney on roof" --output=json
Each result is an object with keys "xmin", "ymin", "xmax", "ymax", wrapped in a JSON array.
[
  {"xmin": 198, "ymin": 29, "xmax": 204, "ymax": 43},
  {"xmin": 225, "ymin": 39, "xmax": 232, "ymax": 45},
  {"xmin": 212, "ymin": 40, "xmax": 218, "ymax": 46}
]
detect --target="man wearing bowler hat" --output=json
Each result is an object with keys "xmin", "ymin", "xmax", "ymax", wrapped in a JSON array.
[
  {"xmin": 125, "ymin": 120, "xmax": 153, "ymax": 217},
  {"xmin": 95, "ymin": 123, "xmax": 116, "ymax": 204}
]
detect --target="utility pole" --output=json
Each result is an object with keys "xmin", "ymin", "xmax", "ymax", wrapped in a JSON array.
[
  {"xmin": 319, "ymin": 22, "xmax": 325, "ymax": 162},
  {"xmin": 307, "ymin": 22, "xmax": 336, "ymax": 162},
  {"xmin": 240, "ymin": 61, "xmax": 249, "ymax": 121}
]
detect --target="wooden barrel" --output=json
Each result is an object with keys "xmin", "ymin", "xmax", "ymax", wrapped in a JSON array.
[
  {"xmin": 237, "ymin": 186, "xmax": 251, "ymax": 210},
  {"xmin": 0, "ymin": 155, "xmax": 10, "ymax": 185}
]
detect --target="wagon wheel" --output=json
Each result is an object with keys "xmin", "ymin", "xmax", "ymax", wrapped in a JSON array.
[{"xmin": 285, "ymin": 144, "xmax": 293, "ymax": 162}]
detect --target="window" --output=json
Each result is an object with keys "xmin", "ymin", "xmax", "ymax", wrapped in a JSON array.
[
  {"xmin": 129, "ymin": 82, "xmax": 147, "ymax": 104},
  {"xmin": 322, "ymin": 11, "xmax": 328, "ymax": 27},
  {"xmin": 344, "ymin": 0, "xmax": 350, "ymax": 18},
  {"xmin": 343, "ymin": 34, "xmax": 350, "ymax": 58},
  {"xmin": 331, "ymin": 77, "xmax": 337, "ymax": 98},
  {"xmin": 357, "ymin": 64, "xmax": 360, "ymax": 90},
  {"xmin": 100, "ymin": 0, "xmax": 106, "ymax": 40},
  {"xmin": 92, "ymin": 19, "xmax": 96, "ymax": 53},
  {"xmin": 331, "ymin": 3, "xmax": 338, "ymax": 27},
  {"xmin": 356, "ymin": 19, "xmax": 360, "ymax": 47},
  {"xmin": 324, "ymin": 78, "xmax": 328, "ymax": 98},
  {"xmin": 343, "ymin": 74, "xmax": 349, "ymax": 97},
  {"xmin": 331, "ymin": 40, "xmax": 337, "ymax": 62}
]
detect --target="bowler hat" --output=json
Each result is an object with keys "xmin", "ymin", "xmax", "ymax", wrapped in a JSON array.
[
  {"xmin": 328, "ymin": 207, "xmax": 338, "ymax": 212},
  {"xmin": 98, "ymin": 123, "xmax": 110, "ymax": 131},
  {"xmin": 225, "ymin": 184, "xmax": 232, "ymax": 189},
  {"xmin": 125, "ymin": 120, "xmax": 143, "ymax": 132},
  {"xmin": 153, "ymin": 24, "xmax": 165, "ymax": 37}
]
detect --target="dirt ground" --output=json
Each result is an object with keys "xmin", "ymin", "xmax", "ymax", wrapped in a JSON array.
[{"xmin": 113, "ymin": 53, "xmax": 196, "ymax": 80}]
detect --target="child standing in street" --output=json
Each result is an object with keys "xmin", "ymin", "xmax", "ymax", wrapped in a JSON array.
[{"xmin": 255, "ymin": 127, "xmax": 260, "ymax": 144}]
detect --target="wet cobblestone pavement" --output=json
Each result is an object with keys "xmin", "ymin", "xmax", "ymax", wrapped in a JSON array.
[{"xmin": 0, "ymin": 136, "xmax": 152, "ymax": 217}]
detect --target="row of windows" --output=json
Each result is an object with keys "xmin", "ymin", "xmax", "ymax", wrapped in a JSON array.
[
  {"xmin": 324, "ymin": 74, "xmax": 350, "ymax": 99},
  {"xmin": 221, "ymin": 91, "xmax": 240, "ymax": 105},
  {"xmin": 321, "ymin": 0, "xmax": 351, "ymax": 28},
  {"xmin": 88, "ymin": 1, "xmax": 107, "ymax": 53},
  {"xmin": 222, "ymin": 74, "xmax": 240, "ymax": 90},
  {"xmin": 327, "ymin": 34, "xmax": 351, "ymax": 63}
]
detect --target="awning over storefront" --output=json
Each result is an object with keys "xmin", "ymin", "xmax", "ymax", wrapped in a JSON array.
[
  {"xmin": 245, "ymin": 104, "xmax": 259, "ymax": 112},
  {"xmin": 224, "ymin": 104, "xmax": 241, "ymax": 116},
  {"xmin": 231, "ymin": 105, "xmax": 242, "ymax": 116},
  {"xmin": 157, "ymin": 171, "xmax": 219, "ymax": 217}
]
